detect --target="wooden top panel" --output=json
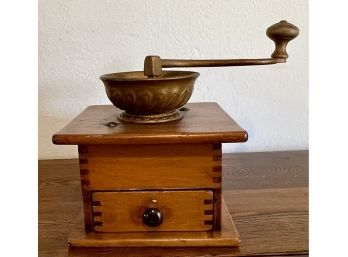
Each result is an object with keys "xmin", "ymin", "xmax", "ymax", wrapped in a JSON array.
[{"xmin": 52, "ymin": 102, "xmax": 247, "ymax": 145}]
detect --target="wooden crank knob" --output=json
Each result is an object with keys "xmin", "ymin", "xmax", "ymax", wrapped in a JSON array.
[
  {"xmin": 266, "ymin": 20, "xmax": 299, "ymax": 59},
  {"xmin": 143, "ymin": 208, "xmax": 163, "ymax": 227}
]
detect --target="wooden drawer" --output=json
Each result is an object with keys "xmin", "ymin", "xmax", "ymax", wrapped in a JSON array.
[
  {"xmin": 78, "ymin": 144, "xmax": 222, "ymax": 190},
  {"xmin": 91, "ymin": 190, "xmax": 214, "ymax": 232}
]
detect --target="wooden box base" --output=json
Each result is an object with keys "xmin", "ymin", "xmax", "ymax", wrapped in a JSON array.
[{"xmin": 68, "ymin": 198, "xmax": 240, "ymax": 248}]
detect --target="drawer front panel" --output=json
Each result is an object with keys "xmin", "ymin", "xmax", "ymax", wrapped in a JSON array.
[
  {"xmin": 92, "ymin": 190, "xmax": 214, "ymax": 232},
  {"xmin": 78, "ymin": 144, "xmax": 222, "ymax": 190}
]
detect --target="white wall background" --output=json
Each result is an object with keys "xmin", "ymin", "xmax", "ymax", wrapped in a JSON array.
[{"xmin": 39, "ymin": 0, "xmax": 308, "ymax": 159}]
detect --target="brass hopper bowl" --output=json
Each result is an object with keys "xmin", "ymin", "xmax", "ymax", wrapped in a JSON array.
[
  {"xmin": 100, "ymin": 71, "xmax": 199, "ymax": 123},
  {"xmin": 100, "ymin": 20, "xmax": 299, "ymax": 123}
]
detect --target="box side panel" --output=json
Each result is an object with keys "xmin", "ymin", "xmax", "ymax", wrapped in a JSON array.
[{"xmin": 81, "ymin": 144, "xmax": 218, "ymax": 190}]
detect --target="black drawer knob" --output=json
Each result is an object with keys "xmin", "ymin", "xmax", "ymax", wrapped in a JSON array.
[{"xmin": 143, "ymin": 208, "xmax": 163, "ymax": 227}]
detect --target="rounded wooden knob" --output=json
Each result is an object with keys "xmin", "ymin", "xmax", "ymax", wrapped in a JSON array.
[
  {"xmin": 143, "ymin": 208, "xmax": 163, "ymax": 227},
  {"xmin": 266, "ymin": 20, "xmax": 299, "ymax": 59}
]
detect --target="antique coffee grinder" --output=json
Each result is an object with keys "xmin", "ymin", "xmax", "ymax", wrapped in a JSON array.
[{"xmin": 53, "ymin": 20, "xmax": 299, "ymax": 248}]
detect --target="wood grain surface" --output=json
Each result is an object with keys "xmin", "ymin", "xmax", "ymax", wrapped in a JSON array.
[
  {"xmin": 39, "ymin": 150, "xmax": 308, "ymax": 257},
  {"xmin": 52, "ymin": 103, "xmax": 248, "ymax": 145},
  {"xmin": 77, "ymin": 143, "xmax": 220, "ymax": 190},
  {"xmin": 91, "ymin": 190, "xmax": 213, "ymax": 232}
]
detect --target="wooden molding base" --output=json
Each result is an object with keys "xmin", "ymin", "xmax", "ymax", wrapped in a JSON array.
[{"xmin": 68, "ymin": 198, "xmax": 240, "ymax": 248}]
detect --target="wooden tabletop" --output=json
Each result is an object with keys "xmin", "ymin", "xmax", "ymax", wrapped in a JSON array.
[
  {"xmin": 52, "ymin": 103, "xmax": 247, "ymax": 145},
  {"xmin": 39, "ymin": 150, "xmax": 308, "ymax": 257}
]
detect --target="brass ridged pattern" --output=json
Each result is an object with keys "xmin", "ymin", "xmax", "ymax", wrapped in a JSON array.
[{"xmin": 118, "ymin": 110, "xmax": 183, "ymax": 123}]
